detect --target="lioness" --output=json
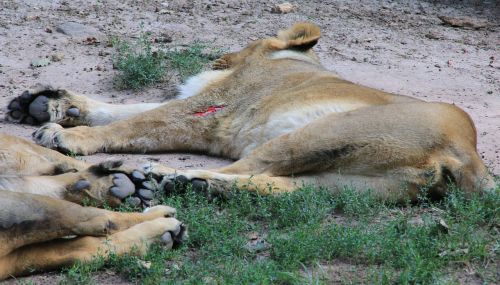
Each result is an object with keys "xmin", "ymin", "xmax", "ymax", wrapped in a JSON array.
[
  {"xmin": 1, "ymin": 22, "xmax": 495, "ymax": 278},
  {"xmin": 7, "ymin": 22, "xmax": 494, "ymax": 197}
]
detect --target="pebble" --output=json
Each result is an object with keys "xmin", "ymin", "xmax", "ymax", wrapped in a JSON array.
[{"xmin": 51, "ymin": 52, "xmax": 64, "ymax": 62}]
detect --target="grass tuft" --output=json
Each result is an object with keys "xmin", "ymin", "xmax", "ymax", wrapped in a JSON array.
[
  {"xmin": 112, "ymin": 33, "xmax": 224, "ymax": 90},
  {"xmin": 166, "ymin": 43, "xmax": 223, "ymax": 81},
  {"xmin": 112, "ymin": 33, "xmax": 167, "ymax": 90}
]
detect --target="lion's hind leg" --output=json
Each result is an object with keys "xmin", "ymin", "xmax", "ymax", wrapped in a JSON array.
[
  {"xmin": 1, "ymin": 160, "xmax": 160, "ymax": 208},
  {"xmin": 0, "ymin": 191, "xmax": 183, "ymax": 279},
  {"xmin": 0, "ymin": 218, "xmax": 184, "ymax": 279}
]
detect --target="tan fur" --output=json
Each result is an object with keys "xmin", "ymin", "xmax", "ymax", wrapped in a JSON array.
[{"xmin": 0, "ymin": 22, "xmax": 495, "ymax": 279}]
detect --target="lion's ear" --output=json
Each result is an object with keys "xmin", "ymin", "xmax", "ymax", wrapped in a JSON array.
[{"xmin": 277, "ymin": 22, "xmax": 321, "ymax": 51}]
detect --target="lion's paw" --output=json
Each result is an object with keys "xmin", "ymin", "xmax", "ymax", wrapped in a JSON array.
[
  {"xmin": 32, "ymin": 123, "xmax": 97, "ymax": 155},
  {"xmin": 6, "ymin": 85, "xmax": 85, "ymax": 126},
  {"xmin": 32, "ymin": 123, "xmax": 64, "ymax": 149},
  {"xmin": 115, "ymin": 170, "xmax": 160, "ymax": 207},
  {"xmin": 68, "ymin": 166, "xmax": 162, "ymax": 208},
  {"xmin": 141, "ymin": 163, "xmax": 211, "ymax": 195},
  {"xmin": 158, "ymin": 218, "xmax": 187, "ymax": 249}
]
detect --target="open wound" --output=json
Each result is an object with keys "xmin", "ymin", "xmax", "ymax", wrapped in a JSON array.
[{"xmin": 193, "ymin": 105, "xmax": 225, "ymax": 117}]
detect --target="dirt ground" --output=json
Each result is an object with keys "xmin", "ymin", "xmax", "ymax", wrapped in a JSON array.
[{"xmin": 0, "ymin": 0, "xmax": 499, "ymax": 283}]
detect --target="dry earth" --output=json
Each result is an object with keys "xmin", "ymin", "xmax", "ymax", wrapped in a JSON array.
[{"xmin": 0, "ymin": 0, "xmax": 499, "ymax": 283}]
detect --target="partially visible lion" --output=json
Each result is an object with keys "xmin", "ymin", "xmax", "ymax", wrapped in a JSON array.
[
  {"xmin": 0, "ymin": 134, "xmax": 186, "ymax": 279},
  {"xmin": 1, "ymin": 22, "xmax": 495, "ymax": 279}
]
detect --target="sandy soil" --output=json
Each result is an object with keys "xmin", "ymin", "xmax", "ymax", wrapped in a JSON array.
[{"xmin": 0, "ymin": 0, "xmax": 498, "ymax": 283}]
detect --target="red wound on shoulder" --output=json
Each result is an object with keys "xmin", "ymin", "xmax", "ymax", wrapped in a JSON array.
[{"xmin": 193, "ymin": 105, "xmax": 225, "ymax": 117}]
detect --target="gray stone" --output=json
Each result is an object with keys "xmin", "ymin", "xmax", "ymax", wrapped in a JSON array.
[{"xmin": 56, "ymin": 21, "xmax": 104, "ymax": 39}]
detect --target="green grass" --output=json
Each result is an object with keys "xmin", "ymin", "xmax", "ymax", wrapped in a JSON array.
[
  {"xmin": 56, "ymin": 182, "xmax": 499, "ymax": 285},
  {"xmin": 166, "ymin": 43, "xmax": 223, "ymax": 81},
  {"xmin": 112, "ymin": 33, "xmax": 224, "ymax": 89},
  {"xmin": 112, "ymin": 33, "xmax": 168, "ymax": 90}
]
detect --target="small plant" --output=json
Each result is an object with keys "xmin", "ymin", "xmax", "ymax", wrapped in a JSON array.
[
  {"xmin": 112, "ymin": 33, "xmax": 224, "ymax": 89},
  {"xmin": 166, "ymin": 43, "xmax": 224, "ymax": 81},
  {"xmin": 112, "ymin": 32, "xmax": 167, "ymax": 90}
]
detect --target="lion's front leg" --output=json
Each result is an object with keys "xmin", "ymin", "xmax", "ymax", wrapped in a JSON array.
[
  {"xmin": 32, "ymin": 99, "xmax": 217, "ymax": 155},
  {"xmin": 142, "ymin": 163, "xmax": 296, "ymax": 197},
  {"xmin": 6, "ymin": 85, "xmax": 94, "ymax": 126},
  {"xmin": 6, "ymin": 84, "xmax": 163, "ymax": 127}
]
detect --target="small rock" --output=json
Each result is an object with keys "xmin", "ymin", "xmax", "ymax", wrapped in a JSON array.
[
  {"xmin": 154, "ymin": 34, "xmax": 173, "ymax": 43},
  {"xmin": 83, "ymin": 37, "xmax": 99, "ymax": 45},
  {"xmin": 158, "ymin": 9, "xmax": 174, "ymax": 14},
  {"xmin": 271, "ymin": 2, "xmax": 296, "ymax": 14},
  {"xmin": 438, "ymin": 218, "xmax": 449, "ymax": 232},
  {"xmin": 244, "ymin": 239, "xmax": 270, "ymax": 252},
  {"xmin": 98, "ymin": 50, "xmax": 110, "ymax": 56},
  {"xmin": 137, "ymin": 260, "xmax": 151, "ymax": 269},
  {"xmin": 45, "ymin": 27, "xmax": 52, "ymax": 33},
  {"xmin": 31, "ymin": 58, "xmax": 51, "ymax": 68},
  {"xmin": 425, "ymin": 31, "xmax": 444, "ymax": 40},
  {"xmin": 51, "ymin": 52, "xmax": 64, "ymax": 62},
  {"xmin": 56, "ymin": 21, "xmax": 104, "ymax": 39}
]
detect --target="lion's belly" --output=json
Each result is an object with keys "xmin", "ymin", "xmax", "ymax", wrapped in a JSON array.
[{"xmin": 236, "ymin": 102, "xmax": 365, "ymax": 157}]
